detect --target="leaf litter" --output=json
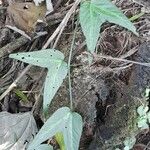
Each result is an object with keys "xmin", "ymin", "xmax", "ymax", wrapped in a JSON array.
[
  {"xmin": 0, "ymin": 111, "xmax": 37, "ymax": 150},
  {"xmin": 0, "ymin": 0, "xmax": 150, "ymax": 148}
]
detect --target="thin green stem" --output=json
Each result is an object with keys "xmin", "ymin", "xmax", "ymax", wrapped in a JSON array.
[
  {"xmin": 68, "ymin": 20, "xmax": 78, "ymax": 111},
  {"xmin": 129, "ymin": 12, "xmax": 145, "ymax": 21}
]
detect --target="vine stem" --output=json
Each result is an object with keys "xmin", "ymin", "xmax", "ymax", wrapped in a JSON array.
[{"xmin": 68, "ymin": 20, "xmax": 78, "ymax": 111}]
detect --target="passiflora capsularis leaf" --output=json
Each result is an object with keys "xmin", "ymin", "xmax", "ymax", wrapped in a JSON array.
[
  {"xmin": 9, "ymin": 49, "xmax": 68, "ymax": 112},
  {"xmin": 79, "ymin": 0, "xmax": 138, "ymax": 53},
  {"xmin": 28, "ymin": 107, "xmax": 83, "ymax": 150}
]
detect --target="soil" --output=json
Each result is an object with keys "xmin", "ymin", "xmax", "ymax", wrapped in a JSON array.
[{"xmin": 0, "ymin": 0, "xmax": 150, "ymax": 150}]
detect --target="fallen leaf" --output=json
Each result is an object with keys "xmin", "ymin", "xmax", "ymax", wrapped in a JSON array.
[
  {"xmin": 6, "ymin": 2, "xmax": 47, "ymax": 36},
  {"xmin": 0, "ymin": 111, "xmax": 38, "ymax": 150}
]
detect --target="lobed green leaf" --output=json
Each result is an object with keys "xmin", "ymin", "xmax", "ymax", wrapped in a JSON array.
[
  {"xmin": 79, "ymin": 0, "xmax": 138, "ymax": 53},
  {"xmin": 28, "ymin": 107, "xmax": 83, "ymax": 150},
  {"xmin": 9, "ymin": 49, "xmax": 68, "ymax": 112}
]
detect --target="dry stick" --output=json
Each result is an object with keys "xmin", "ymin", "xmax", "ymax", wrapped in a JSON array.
[
  {"xmin": 93, "ymin": 54, "xmax": 150, "ymax": 67},
  {"xmin": 43, "ymin": 0, "xmax": 81, "ymax": 49},
  {"xmin": 0, "ymin": 0, "xmax": 81, "ymax": 101},
  {"xmin": 54, "ymin": 0, "xmax": 63, "ymax": 10},
  {"xmin": 52, "ymin": 25, "xmax": 64, "ymax": 48},
  {"xmin": 0, "ymin": 65, "xmax": 31, "ymax": 100},
  {"xmin": 0, "ymin": 36, "xmax": 29, "ymax": 58}
]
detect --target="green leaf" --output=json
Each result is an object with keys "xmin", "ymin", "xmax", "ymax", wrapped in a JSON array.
[
  {"xmin": 147, "ymin": 112, "xmax": 150, "ymax": 123},
  {"xmin": 9, "ymin": 49, "xmax": 64, "ymax": 68},
  {"xmin": 34, "ymin": 144, "xmax": 53, "ymax": 150},
  {"xmin": 9, "ymin": 49, "xmax": 68, "ymax": 112},
  {"xmin": 137, "ymin": 105, "xmax": 148, "ymax": 116},
  {"xmin": 137, "ymin": 116, "xmax": 148, "ymax": 129},
  {"xmin": 79, "ymin": 0, "xmax": 138, "ymax": 53},
  {"xmin": 14, "ymin": 88, "xmax": 28, "ymax": 103},
  {"xmin": 62, "ymin": 111, "xmax": 82, "ymax": 150},
  {"xmin": 129, "ymin": 12, "xmax": 145, "ymax": 21},
  {"xmin": 28, "ymin": 107, "xmax": 83, "ymax": 150},
  {"xmin": 145, "ymin": 88, "xmax": 150, "ymax": 98},
  {"xmin": 44, "ymin": 61, "xmax": 68, "ymax": 112},
  {"xmin": 55, "ymin": 132, "xmax": 65, "ymax": 150},
  {"xmin": 124, "ymin": 146, "xmax": 130, "ymax": 150},
  {"xmin": 123, "ymin": 136, "xmax": 136, "ymax": 149},
  {"xmin": 79, "ymin": 1, "xmax": 104, "ymax": 53}
]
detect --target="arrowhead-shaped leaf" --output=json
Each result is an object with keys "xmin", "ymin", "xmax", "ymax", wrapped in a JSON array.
[
  {"xmin": 44, "ymin": 62, "xmax": 68, "ymax": 112},
  {"xmin": 9, "ymin": 49, "xmax": 68, "ymax": 112},
  {"xmin": 28, "ymin": 107, "xmax": 83, "ymax": 150},
  {"xmin": 79, "ymin": 0, "xmax": 138, "ymax": 53},
  {"xmin": 9, "ymin": 49, "xmax": 65, "ymax": 68},
  {"xmin": 62, "ymin": 111, "xmax": 83, "ymax": 150}
]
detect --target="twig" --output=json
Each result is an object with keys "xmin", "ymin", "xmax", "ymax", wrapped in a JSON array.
[
  {"xmin": 0, "ymin": 65, "xmax": 31, "ymax": 100},
  {"xmin": 52, "ymin": 27, "xmax": 64, "ymax": 49},
  {"xmin": 54, "ymin": 0, "xmax": 63, "ymax": 10},
  {"xmin": 43, "ymin": 0, "xmax": 81, "ymax": 49},
  {"xmin": 0, "ymin": 0, "xmax": 81, "ymax": 101},
  {"xmin": 93, "ymin": 53, "xmax": 150, "ymax": 67},
  {"xmin": 144, "ymin": 141, "xmax": 150, "ymax": 150},
  {"xmin": 119, "ymin": 46, "xmax": 138, "ymax": 59},
  {"xmin": 46, "ymin": 10, "xmax": 67, "ymax": 21},
  {"xmin": 68, "ymin": 19, "xmax": 78, "ymax": 111},
  {"xmin": 0, "ymin": 7, "xmax": 7, "ymax": 10},
  {"xmin": 0, "ymin": 36, "xmax": 29, "ymax": 58}
]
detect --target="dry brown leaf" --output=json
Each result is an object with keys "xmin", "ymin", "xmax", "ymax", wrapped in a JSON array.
[
  {"xmin": 6, "ymin": 2, "xmax": 47, "ymax": 36},
  {"xmin": 0, "ymin": 111, "xmax": 38, "ymax": 150}
]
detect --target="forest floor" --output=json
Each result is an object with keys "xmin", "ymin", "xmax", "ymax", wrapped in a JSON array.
[{"xmin": 0, "ymin": 0, "xmax": 150, "ymax": 149}]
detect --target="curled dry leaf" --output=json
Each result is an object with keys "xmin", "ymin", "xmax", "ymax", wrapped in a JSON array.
[
  {"xmin": 6, "ymin": 2, "xmax": 47, "ymax": 38},
  {"xmin": 0, "ymin": 111, "xmax": 38, "ymax": 150}
]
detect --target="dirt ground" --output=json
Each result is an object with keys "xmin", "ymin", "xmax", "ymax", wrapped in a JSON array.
[{"xmin": 0, "ymin": 0, "xmax": 150, "ymax": 149}]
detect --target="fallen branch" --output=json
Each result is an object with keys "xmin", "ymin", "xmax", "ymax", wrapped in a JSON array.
[
  {"xmin": 93, "ymin": 53, "xmax": 150, "ymax": 67},
  {"xmin": 0, "ymin": 36, "xmax": 29, "ymax": 58}
]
